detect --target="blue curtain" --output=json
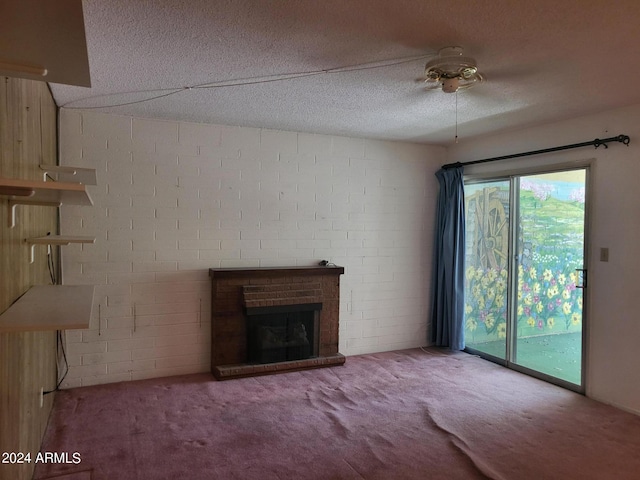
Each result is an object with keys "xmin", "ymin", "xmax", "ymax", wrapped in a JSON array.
[{"xmin": 430, "ymin": 166, "xmax": 465, "ymax": 350}]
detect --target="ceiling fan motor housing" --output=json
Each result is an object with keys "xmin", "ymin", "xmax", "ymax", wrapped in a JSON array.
[{"xmin": 424, "ymin": 46, "xmax": 483, "ymax": 92}]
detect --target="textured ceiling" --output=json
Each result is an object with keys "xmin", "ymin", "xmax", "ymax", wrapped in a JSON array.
[{"xmin": 49, "ymin": 0, "xmax": 640, "ymax": 145}]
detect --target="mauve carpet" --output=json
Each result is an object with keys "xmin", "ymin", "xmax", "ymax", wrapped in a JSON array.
[{"xmin": 34, "ymin": 348, "xmax": 640, "ymax": 480}]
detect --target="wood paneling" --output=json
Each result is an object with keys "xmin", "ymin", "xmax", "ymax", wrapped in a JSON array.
[{"xmin": 0, "ymin": 77, "xmax": 58, "ymax": 480}]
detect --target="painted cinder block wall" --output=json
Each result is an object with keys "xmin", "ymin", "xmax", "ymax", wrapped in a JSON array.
[{"xmin": 58, "ymin": 109, "xmax": 444, "ymax": 388}]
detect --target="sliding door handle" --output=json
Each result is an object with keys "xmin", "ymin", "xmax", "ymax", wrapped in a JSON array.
[{"xmin": 575, "ymin": 268, "xmax": 587, "ymax": 289}]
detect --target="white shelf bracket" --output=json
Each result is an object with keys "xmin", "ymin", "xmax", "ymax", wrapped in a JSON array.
[
  {"xmin": 27, "ymin": 241, "xmax": 70, "ymax": 264},
  {"xmin": 26, "ymin": 235, "xmax": 96, "ymax": 263},
  {"xmin": 8, "ymin": 200, "xmax": 62, "ymax": 228}
]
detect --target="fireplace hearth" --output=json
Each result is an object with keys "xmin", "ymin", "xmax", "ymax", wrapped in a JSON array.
[{"xmin": 209, "ymin": 266, "xmax": 345, "ymax": 379}]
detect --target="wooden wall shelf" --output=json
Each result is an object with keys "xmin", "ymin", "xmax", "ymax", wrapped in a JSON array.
[
  {"xmin": 0, "ymin": 177, "xmax": 93, "ymax": 227},
  {"xmin": 0, "ymin": 285, "xmax": 95, "ymax": 333}
]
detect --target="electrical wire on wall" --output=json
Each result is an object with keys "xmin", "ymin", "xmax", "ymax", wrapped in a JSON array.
[
  {"xmin": 41, "ymin": 108, "xmax": 70, "ymax": 395},
  {"xmin": 44, "ymin": 330, "xmax": 69, "ymax": 395},
  {"xmin": 47, "ymin": 244, "xmax": 57, "ymax": 285},
  {"xmin": 43, "ymin": 234, "xmax": 70, "ymax": 394}
]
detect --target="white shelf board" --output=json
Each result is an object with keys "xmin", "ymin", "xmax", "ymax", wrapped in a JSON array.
[
  {"xmin": 0, "ymin": 177, "xmax": 92, "ymax": 204},
  {"xmin": 40, "ymin": 165, "xmax": 97, "ymax": 185},
  {"xmin": 27, "ymin": 235, "xmax": 96, "ymax": 245},
  {"xmin": 0, "ymin": 177, "xmax": 93, "ymax": 227},
  {"xmin": 0, "ymin": 285, "xmax": 95, "ymax": 333},
  {"xmin": 26, "ymin": 235, "xmax": 96, "ymax": 263}
]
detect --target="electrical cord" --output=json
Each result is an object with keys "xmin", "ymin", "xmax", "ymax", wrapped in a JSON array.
[
  {"xmin": 44, "ymin": 330, "xmax": 69, "ymax": 394},
  {"xmin": 61, "ymin": 53, "xmax": 435, "ymax": 110},
  {"xmin": 318, "ymin": 260, "xmax": 337, "ymax": 267},
  {"xmin": 44, "ymin": 232, "xmax": 57, "ymax": 284},
  {"xmin": 43, "ymin": 235, "xmax": 67, "ymax": 394},
  {"xmin": 47, "ymin": 246, "xmax": 57, "ymax": 284}
]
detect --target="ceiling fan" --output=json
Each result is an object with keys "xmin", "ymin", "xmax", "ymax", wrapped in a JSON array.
[{"xmin": 421, "ymin": 46, "xmax": 484, "ymax": 93}]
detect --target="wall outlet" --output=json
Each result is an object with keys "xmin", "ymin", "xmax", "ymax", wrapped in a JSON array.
[{"xmin": 40, "ymin": 387, "xmax": 44, "ymax": 408}]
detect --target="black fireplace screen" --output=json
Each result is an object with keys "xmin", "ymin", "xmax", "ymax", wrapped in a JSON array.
[{"xmin": 246, "ymin": 304, "xmax": 321, "ymax": 364}]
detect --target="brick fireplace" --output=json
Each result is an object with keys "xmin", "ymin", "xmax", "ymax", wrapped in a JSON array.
[{"xmin": 209, "ymin": 266, "xmax": 345, "ymax": 380}]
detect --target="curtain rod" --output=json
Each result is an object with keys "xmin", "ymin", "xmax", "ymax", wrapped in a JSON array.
[{"xmin": 441, "ymin": 134, "xmax": 631, "ymax": 169}]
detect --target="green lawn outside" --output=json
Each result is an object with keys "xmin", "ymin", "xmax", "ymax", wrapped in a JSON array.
[{"xmin": 467, "ymin": 332, "xmax": 582, "ymax": 385}]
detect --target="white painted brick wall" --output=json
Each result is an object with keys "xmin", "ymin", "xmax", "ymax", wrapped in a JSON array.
[{"xmin": 59, "ymin": 109, "xmax": 444, "ymax": 388}]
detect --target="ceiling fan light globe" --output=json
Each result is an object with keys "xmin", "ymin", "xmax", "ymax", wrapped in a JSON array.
[
  {"xmin": 460, "ymin": 66, "xmax": 479, "ymax": 79},
  {"xmin": 425, "ymin": 69, "xmax": 441, "ymax": 81}
]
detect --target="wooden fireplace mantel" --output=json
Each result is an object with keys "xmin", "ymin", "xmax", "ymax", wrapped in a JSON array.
[
  {"xmin": 209, "ymin": 265, "xmax": 345, "ymax": 380},
  {"xmin": 209, "ymin": 265, "xmax": 344, "ymax": 278}
]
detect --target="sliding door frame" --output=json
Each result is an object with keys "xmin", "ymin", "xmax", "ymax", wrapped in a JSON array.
[{"xmin": 463, "ymin": 161, "xmax": 591, "ymax": 394}]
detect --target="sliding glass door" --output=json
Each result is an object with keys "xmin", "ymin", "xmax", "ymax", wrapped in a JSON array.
[
  {"xmin": 463, "ymin": 169, "xmax": 587, "ymax": 390},
  {"xmin": 463, "ymin": 180, "xmax": 511, "ymax": 360}
]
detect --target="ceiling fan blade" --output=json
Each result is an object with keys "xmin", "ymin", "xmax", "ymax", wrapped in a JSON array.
[{"xmin": 479, "ymin": 64, "xmax": 539, "ymax": 83}]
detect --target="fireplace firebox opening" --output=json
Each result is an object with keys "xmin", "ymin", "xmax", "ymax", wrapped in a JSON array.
[{"xmin": 246, "ymin": 303, "xmax": 321, "ymax": 364}]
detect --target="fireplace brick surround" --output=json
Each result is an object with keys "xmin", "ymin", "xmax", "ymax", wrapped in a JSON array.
[{"xmin": 209, "ymin": 266, "xmax": 345, "ymax": 379}]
